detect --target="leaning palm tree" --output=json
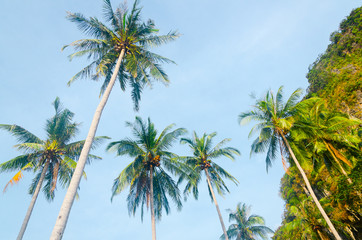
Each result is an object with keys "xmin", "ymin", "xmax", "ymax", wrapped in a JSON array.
[
  {"xmin": 179, "ymin": 132, "xmax": 240, "ymax": 240},
  {"xmin": 238, "ymin": 86, "xmax": 342, "ymax": 240},
  {"xmin": 220, "ymin": 202, "xmax": 274, "ymax": 240},
  {"xmin": 106, "ymin": 116, "xmax": 186, "ymax": 240},
  {"xmin": 0, "ymin": 98, "xmax": 105, "ymax": 240},
  {"xmin": 51, "ymin": 0, "xmax": 179, "ymax": 238}
]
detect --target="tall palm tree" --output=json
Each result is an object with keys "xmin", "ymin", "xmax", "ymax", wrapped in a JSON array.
[
  {"xmin": 179, "ymin": 132, "xmax": 240, "ymax": 240},
  {"xmin": 51, "ymin": 1, "xmax": 179, "ymax": 238},
  {"xmin": 220, "ymin": 202, "xmax": 274, "ymax": 240},
  {"xmin": 106, "ymin": 116, "xmax": 186, "ymax": 240},
  {"xmin": 0, "ymin": 98, "xmax": 105, "ymax": 240},
  {"xmin": 238, "ymin": 86, "xmax": 342, "ymax": 240}
]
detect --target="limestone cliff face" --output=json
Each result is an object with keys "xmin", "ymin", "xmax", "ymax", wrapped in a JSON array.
[{"xmin": 306, "ymin": 7, "xmax": 362, "ymax": 119}]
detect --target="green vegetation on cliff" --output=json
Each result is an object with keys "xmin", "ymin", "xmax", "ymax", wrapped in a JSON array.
[
  {"xmin": 273, "ymin": 7, "xmax": 362, "ymax": 240},
  {"xmin": 307, "ymin": 7, "xmax": 362, "ymax": 119}
]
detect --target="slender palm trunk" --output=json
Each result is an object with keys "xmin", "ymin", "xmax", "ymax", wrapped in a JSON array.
[
  {"xmin": 50, "ymin": 49, "xmax": 126, "ymax": 240},
  {"xmin": 280, "ymin": 133, "xmax": 342, "ymax": 240},
  {"xmin": 17, "ymin": 161, "xmax": 50, "ymax": 240},
  {"xmin": 317, "ymin": 229, "xmax": 328, "ymax": 240},
  {"xmin": 204, "ymin": 169, "xmax": 229, "ymax": 240},
  {"xmin": 150, "ymin": 167, "xmax": 156, "ymax": 240}
]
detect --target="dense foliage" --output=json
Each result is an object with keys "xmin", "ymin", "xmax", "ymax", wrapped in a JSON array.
[
  {"xmin": 274, "ymin": 7, "xmax": 362, "ymax": 240},
  {"xmin": 306, "ymin": 7, "xmax": 362, "ymax": 119}
]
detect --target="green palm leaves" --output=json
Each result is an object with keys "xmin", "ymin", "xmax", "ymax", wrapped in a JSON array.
[
  {"xmin": 179, "ymin": 132, "xmax": 240, "ymax": 200},
  {"xmin": 0, "ymin": 98, "xmax": 103, "ymax": 199},
  {"xmin": 221, "ymin": 203, "xmax": 274, "ymax": 240},
  {"xmin": 107, "ymin": 117, "xmax": 186, "ymax": 240},
  {"xmin": 64, "ymin": 0, "xmax": 179, "ymax": 109},
  {"xmin": 0, "ymin": 98, "xmax": 106, "ymax": 240},
  {"xmin": 107, "ymin": 122, "xmax": 241, "ymax": 240},
  {"xmin": 239, "ymin": 86, "xmax": 344, "ymax": 240},
  {"xmin": 238, "ymin": 86, "xmax": 303, "ymax": 172},
  {"xmin": 293, "ymin": 97, "xmax": 361, "ymax": 175}
]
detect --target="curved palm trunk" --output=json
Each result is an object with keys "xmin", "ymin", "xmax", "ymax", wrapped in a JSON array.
[
  {"xmin": 17, "ymin": 161, "xmax": 49, "ymax": 240},
  {"xmin": 280, "ymin": 133, "xmax": 342, "ymax": 240},
  {"xmin": 204, "ymin": 169, "xmax": 229, "ymax": 240},
  {"xmin": 50, "ymin": 49, "xmax": 126, "ymax": 240},
  {"xmin": 150, "ymin": 167, "xmax": 156, "ymax": 240}
]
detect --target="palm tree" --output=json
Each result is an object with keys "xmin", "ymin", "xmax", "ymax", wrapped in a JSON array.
[
  {"xmin": 179, "ymin": 132, "xmax": 240, "ymax": 240},
  {"xmin": 220, "ymin": 202, "xmax": 274, "ymax": 240},
  {"xmin": 106, "ymin": 116, "xmax": 186, "ymax": 240},
  {"xmin": 0, "ymin": 98, "xmax": 105, "ymax": 240},
  {"xmin": 51, "ymin": 1, "xmax": 179, "ymax": 238},
  {"xmin": 292, "ymin": 98, "xmax": 361, "ymax": 183},
  {"xmin": 238, "ymin": 86, "xmax": 342, "ymax": 240}
]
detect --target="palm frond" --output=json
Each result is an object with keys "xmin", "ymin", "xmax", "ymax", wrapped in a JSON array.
[
  {"xmin": 66, "ymin": 12, "xmax": 115, "ymax": 40},
  {"xmin": 0, "ymin": 124, "xmax": 42, "ymax": 144},
  {"xmin": 2, "ymin": 161, "xmax": 34, "ymax": 192},
  {"xmin": 0, "ymin": 154, "xmax": 37, "ymax": 173},
  {"xmin": 138, "ymin": 31, "xmax": 180, "ymax": 47},
  {"xmin": 102, "ymin": 0, "xmax": 122, "ymax": 31},
  {"xmin": 283, "ymin": 88, "xmax": 303, "ymax": 114},
  {"xmin": 67, "ymin": 60, "xmax": 100, "ymax": 86}
]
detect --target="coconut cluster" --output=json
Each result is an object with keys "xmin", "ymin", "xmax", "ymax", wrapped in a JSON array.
[
  {"xmin": 144, "ymin": 153, "xmax": 161, "ymax": 170},
  {"xmin": 200, "ymin": 159, "xmax": 211, "ymax": 170},
  {"xmin": 114, "ymin": 43, "xmax": 124, "ymax": 52}
]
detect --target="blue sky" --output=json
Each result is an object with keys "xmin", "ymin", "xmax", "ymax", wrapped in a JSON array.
[{"xmin": 0, "ymin": 0, "xmax": 360, "ymax": 239}]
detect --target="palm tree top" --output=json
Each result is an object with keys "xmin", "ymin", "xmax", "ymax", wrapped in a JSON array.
[
  {"xmin": 221, "ymin": 202, "xmax": 274, "ymax": 240},
  {"xmin": 107, "ymin": 116, "xmax": 186, "ymax": 221},
  {"xmin": 63, "ymin": 0, "xmax": 180, "ymax": 110},
  {"xmin": 239, "ymin": 86, "xmax": 303, "ymax": 131},
  {"xmin": 181, "ymin": 131, "xmax": 240, "ymax": 162},
  {"xmin": 0, "ymin": 98, "xmax": 107, "ymax": 200},
  {"xmin": 107, "ymin": 116, "xmax": 186, "ymax": 159},
  {"xmin": 238, "ymin": 86, "xmax": 303, "ymax": 171},
  {"xmin": 179, "ymin": 131, "xmax": 240, "ymax": 199}
]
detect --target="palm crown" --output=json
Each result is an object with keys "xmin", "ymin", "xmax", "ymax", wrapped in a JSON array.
[
  {"xmin": 64, "ymin": 0, "xmax": 179, "ymax": 110},
  {"xmin": 238, "ymin": 86, "xmax": 303, "ymax": 171},
  {"xmin": 221, "ymin": 203, "xmax": 274, "ymax": 240},
  {"xmin": 107, "ymin": 116, "xmax": 187, "ymax": 220},
  {"xmin": 179, "ymin": 132, "xmax": 240, "ymax": 200},
  {"xmin": 0, "ymin": 98, "xmax": 107, "ymax": 240},
  {"xmin": 0, "ymin": 98, "xmax": 104, "ymax": 199}
]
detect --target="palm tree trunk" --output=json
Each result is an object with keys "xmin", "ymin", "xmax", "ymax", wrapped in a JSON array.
[
  {"xmin": 150, "ymin": 167, "xmax": 156, "ymax": 240},
  {"xmin": 317, "ymin": 229, "xmax": 328, "ymax": 240},
  {"xmin": 17, "ymin": 161, "xmax": 50, "ymax": 240},
  {"xmin": 204, "ymin": 168, "xmax": 229, "ymax": 240},
  {"xmin": 280, "ymin": 133, "xmax": 342, "ymax": 240},
  {"xmin": 50, "ymin": 49, "xmax": 126, "ymax": 240}
]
